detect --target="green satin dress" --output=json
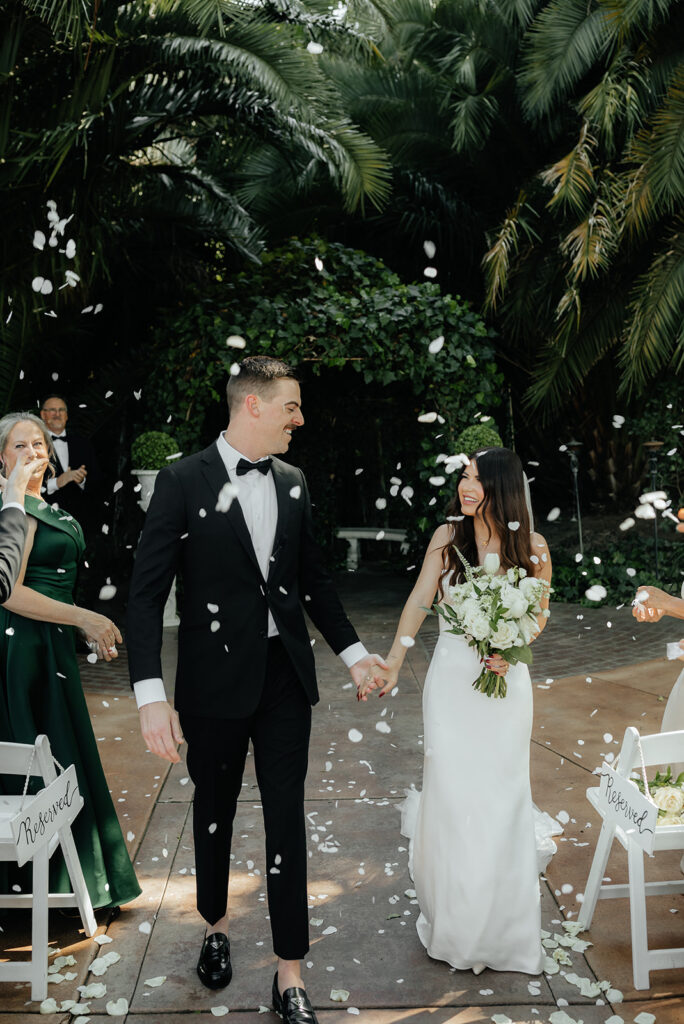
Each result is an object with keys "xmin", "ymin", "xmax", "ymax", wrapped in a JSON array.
[{"xmin": 0, "ymin": 495, "xmax": 140, "ymax": 909}]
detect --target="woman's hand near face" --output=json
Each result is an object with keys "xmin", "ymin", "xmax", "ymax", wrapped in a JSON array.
[{"xmin": 1, "ymin": 450, "xmax": 49, "ymax": 502}]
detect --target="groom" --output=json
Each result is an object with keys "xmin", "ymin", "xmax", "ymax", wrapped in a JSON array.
[{"xmin": 126, "ymin": 356, "xmax": 385, "ymax": 1022}]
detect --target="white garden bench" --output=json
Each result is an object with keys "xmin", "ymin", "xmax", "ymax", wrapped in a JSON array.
[{"xmin": 336, "ymin": 527, "xmax": 409, "ymax": 570}]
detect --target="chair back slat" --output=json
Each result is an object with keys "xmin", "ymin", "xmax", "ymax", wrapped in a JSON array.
[
  {"xmin": 632, "ymin": 730, "xmax": 684, "ymax": 771},
  {"xmin": 0, "ymin": 736, "xmax": 53, "ymax": 780}
]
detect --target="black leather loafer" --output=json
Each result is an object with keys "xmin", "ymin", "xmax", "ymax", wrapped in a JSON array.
[
  {"xmin": 197, "ymin": 932, "xmax": 232, "ymax": 989},
  {"xmin": 272, "ymin": 972, "xmax": 319, "ymax": 1023}
]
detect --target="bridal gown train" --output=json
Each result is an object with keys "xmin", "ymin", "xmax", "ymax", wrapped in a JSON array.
[{"xmin": 400, "ymin": 620, "xmax": 558, "ymax": 974}]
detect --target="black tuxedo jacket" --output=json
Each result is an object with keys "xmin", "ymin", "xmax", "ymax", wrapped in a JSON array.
[
  {"xmin": 0, "ymin": 505, "xmax": 28, "ymax": 602},
  {"xmin": 44, "ymin": 431, "xmax": 103, "ymax": 525},
  {"xmin": 126, "ymin": 442, "xmax": 360, "ymax": 718}
]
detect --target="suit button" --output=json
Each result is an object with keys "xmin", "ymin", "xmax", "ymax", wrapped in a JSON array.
[{"xmin": 260, "ymin": 631, "xmax": 267, "ymax": 639}]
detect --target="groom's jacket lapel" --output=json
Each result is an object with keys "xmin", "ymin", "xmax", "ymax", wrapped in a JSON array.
[
  {"xmin": 268, "ymin": 458, "xmax": 291, "ymax": 580},
  {"xmin": 199, "ymin": 443, "xmax": 264, "ymax": 578}
]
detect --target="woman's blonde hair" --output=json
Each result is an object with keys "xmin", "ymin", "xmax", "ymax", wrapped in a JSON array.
[{"xmin": 0, "ymin": 411, "xmax": 55, "ymax": 477}]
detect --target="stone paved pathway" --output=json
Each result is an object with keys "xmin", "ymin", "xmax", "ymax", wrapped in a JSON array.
[{"xmin": 1, "ymin": 570, "xmax": 683, "ymax": 1023}]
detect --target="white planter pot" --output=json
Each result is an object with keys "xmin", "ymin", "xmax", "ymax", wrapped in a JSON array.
[
  {"xmin": 131, "ymin": 469, "xmax": 159, "ymax": 513},
  {"xmin": 131, "ymin": 469, "xmax": 179, "ymax": 627}
]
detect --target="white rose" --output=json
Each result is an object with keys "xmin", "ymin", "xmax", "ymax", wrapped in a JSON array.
[
  {"xmin": 507, "ymin": 567, "xmax": 517, "ymax": 583},
  {"xmin": 519, "ymin": 576, "xmax": 542, "ymax": 602},
  {"xmin": 489, "ymin": 619, "xmax": 520, "ymax": 650},
  {"xmin": 652, "ymin": 786, "xmax": 684, "ymax": 814},
  {"xmin": 483, "ymin": 552, "xmax": 500, "ymax": 575},
  {"xmin": 657, "ymin": 813, "xmax": 683, "ymax": 827},
  {"xmin": 518, "ymin": 613, "xmax": 539, "ymax": 645},
  {"xmin": 462, "ymin": 611, "xmax": 491, "ymax": 641},
  {"xmin": 499, "ymin": 582, "xmax": 528, "ymax": 619}
]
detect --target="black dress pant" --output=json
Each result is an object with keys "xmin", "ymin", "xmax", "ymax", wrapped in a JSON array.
[{"xmin": 179, "ymin": 638, "xmax": 312, "ymax": 960}]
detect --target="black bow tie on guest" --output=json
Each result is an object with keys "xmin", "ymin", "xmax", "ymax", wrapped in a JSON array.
[
  {"xmin": 236, "ymin": 457, "xmax": 272, "ymax": 477},
  {"xmin": 51, "ymin": 433, "xmax": 67, "ymax": 441}
]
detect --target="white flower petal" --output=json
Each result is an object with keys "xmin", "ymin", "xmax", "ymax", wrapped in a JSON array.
[{"xmin": 105, "ymin": 999, "xmax": 128, "ymax": 1017}]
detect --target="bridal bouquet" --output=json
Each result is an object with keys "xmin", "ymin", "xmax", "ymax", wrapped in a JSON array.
[{"xmin": 434, "ymin": 549, "xmax": 550, "ymax": 698}]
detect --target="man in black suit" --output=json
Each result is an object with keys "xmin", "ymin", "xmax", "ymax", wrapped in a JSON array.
[
  {"xmin": 126, "ymin": 356, "xmax": 385, "ymax": 1022},
  {"xmin": 0, "ymin": 450, "xmax": 49, "ymax": 601},
  {"xmin": 40, "ymin": 393, "xmax": 103, "ymax": 532}
]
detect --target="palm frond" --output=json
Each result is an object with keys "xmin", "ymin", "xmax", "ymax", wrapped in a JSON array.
[
  {"xmin": 619, "ymin": 225, "xmax": 684, "ymax": 391},
  {"xmin": 540, "ymin": 123, "xmax": 597, "ymax": 214},
  {"xmin": 483, "ymin": 190, "xmax": 540, "ymax": 311},
  {"xmin": 521, "ymin": 0, "xmax": 612, "ymax": 119}
]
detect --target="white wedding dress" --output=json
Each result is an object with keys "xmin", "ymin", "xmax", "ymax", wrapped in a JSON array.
[{"xmin": 399, "ymin": 613, "xmax": 559, "ymax": 974}]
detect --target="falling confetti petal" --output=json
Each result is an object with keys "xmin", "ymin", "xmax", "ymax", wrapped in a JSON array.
[
  {"xmin": 348, "ymin": 729, "xmax": 363, "ymax": 743},
  {"xmin": 226, "ymin": 335, "xmax": 246, "ymax": 348},
  {"xmin": 144, "ymin": 976, "xmax": 166, "ymax": 987},
  {"xmin": 585, "ymin": 585, "xmax": 607, "ymax": 602},
  {"xmin": 99, "ymin": 585, "xmax": 117, "ymax": 601},
  {"xmin": 428, "ymin": 336, "xmax": 444, "ymax": 354},
  {"xmin": 547, "ymin": 507, "xmax": 561, "ymax": 521},
  {"xmin": 216, "ymin": 482, "xmax": 240, "ymax": 513},
  {"xmin": 211, "ymin": 1007, "xmax": 230, "ymax": 1016},
  {"xmin": 417, "ymin": 412, "xmax": 438, "ymax": 423},
  {"xmin": 330, "ymin": 989, "xmax": 350, "ymax": 1002},
  {"xmin": 307, "ymin": 41, "xmax": 324, "ymax": 55}
]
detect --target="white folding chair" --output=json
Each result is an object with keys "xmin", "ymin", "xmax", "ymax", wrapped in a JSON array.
[
  {"xmin": 579, "ymin": 726, "xmax": 684, "ymax": 989},
  {"xmin": 0, "ymin": 735, "xmax": 96, "ymax": 1000}
]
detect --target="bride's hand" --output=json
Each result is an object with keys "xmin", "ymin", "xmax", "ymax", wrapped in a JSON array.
[{"xmin": 485, "ymin": 653, "xmax": 509, "ymax": 677}]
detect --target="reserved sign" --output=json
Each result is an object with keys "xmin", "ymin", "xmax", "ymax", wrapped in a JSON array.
[
  {"xmin": 10, "ymin": 765, "xmax": 82, "ymax": 867},
  {"xmin": 597, "ymin": 762, "xmax": 657, "ymax": 855}
]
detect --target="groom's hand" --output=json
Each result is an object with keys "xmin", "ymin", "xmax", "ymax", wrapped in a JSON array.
[
  {"xmin": 140, "ymin": 701, "xmax": 184, "ymax": 763},
  {"xmin": 349, "ymin": 653, "xmax": 388, "ymax": 702}
]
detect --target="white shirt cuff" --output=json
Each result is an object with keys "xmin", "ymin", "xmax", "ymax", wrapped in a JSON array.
[
  {"xmin": 1, "ymin": 503, "xmax": 25, "ymax": 514},
  {"xmin": 46, "ymin": 477, "xmax": 59, "ymax": 495},
  {"xmin": 339, "ymin": 641, "xmax": 369, "ymax": 668},
  {"xmin": 133, "ymin": 678, "xmax": 168, "ymax": 709}
]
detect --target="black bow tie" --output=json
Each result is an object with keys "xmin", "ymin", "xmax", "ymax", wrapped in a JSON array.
[
  {"xmin": 51, "ymin": 433, "xmax": 67, "ymax": 441},
  {"xmin": 236, "ymin": 457, "xmax": 272, "ymax": 476}
]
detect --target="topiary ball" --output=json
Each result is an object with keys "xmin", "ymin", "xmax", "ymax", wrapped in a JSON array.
[
  {"xmin": 131, "ymin": 431, "xmax": 179, "ymax": 471},
  {"xmin": 455, "ymin": 422, "xmax": 503, "ymax": 454}
]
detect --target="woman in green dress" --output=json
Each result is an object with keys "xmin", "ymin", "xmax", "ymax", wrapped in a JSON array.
[{"xmin": 0, "ymin": 412, "xmax": 140, "ymax": 909}]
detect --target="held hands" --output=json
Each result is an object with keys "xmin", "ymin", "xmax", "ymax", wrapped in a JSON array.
[
  {"xmin": 139, "ymin": 701, "xmax": 184, "ymax": 763},
  {"xmin": 356, "ymin": 656, "xmax": 399, "ymax": 700},
  {"xmin": 77, "ymin": 609, "xmax": 123, "ymax": 662},
  {"xmin": 349, "ymin": 653, "xmax": 389, "ymax": 703},
  {"xmin": 0, "ymin": 450, "xmax": 50, "ymax": 502}
]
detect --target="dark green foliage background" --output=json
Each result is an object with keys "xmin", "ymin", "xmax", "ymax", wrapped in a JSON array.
[{"xmin": 138, "ymin": 237, "xmax": 502, "ymax": 561}]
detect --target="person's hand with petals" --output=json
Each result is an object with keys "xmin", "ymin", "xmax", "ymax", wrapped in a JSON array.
[
  {"xmin": 631, "ymin": 585, "xmax": 683, "ymax": 622},
  {"xmin": 349, "ymin": 653, "xmax": 389, "ymax": 702}
]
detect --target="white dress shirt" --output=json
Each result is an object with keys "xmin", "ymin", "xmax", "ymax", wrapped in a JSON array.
[
  {"xmin": 134, "ymin": 434, "xmax": 367, "ymax": 708},
  {"xmin": 1, "ymin": 503, "xmax": 25, "ymax": 514}
]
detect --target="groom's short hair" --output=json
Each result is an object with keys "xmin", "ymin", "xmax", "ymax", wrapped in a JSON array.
[{"xmin": 226, "ymin": 355, "xmax": 299, "ymax": 414}]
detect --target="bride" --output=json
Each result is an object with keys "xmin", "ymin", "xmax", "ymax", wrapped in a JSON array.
[{"xmin": 360, "ymin": 447, "xmax": 554, "ymax": 975}]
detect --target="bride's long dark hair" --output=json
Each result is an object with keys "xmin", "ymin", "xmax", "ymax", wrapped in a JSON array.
[{"xmin": 438, "ymin": 447, "xmax": 536, "ymax": 597}]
